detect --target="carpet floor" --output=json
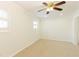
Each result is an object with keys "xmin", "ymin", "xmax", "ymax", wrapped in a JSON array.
[{"xmin": 14, "ymin": 39, "xmax": 79, "ymax": 57}]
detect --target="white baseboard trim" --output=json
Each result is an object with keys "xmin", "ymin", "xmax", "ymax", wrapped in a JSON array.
[
  {"xmin": 10, "ymin": 39, "xmax": 40, "ymax": 57},
  {"xmin": 10, "ymin": 38, "xmax": 77, "ymax": 57},
  {"xmin": 72, "ymin": 40, "xmax": 78, "ymax": 46},
  {"xmin": 40, "ymin": 38, "xmax": 74, "ymax": 45}
]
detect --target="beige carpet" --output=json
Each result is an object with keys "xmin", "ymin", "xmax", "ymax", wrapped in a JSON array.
[{"xmin": 14, "ymin": 39, "xmax": 79, "ymax": 57}]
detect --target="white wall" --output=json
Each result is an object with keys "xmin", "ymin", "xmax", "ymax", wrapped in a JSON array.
[
  {"xmin": 0, "ymin": 2, "xmax": 40, "ymax": 56},
  {"xmin": 73, "ymin": 10, "xmax": 79, "ymax": 45},
  {"xmin": 40, "ymin": 17, "xmax": 74, "ymax": 43},
  {"xmin": 74, "ymin": 17, "xmax": 79, "ymax": 44}
]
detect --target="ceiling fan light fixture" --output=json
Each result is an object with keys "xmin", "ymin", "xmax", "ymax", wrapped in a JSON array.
[
  {"xmin": 38, "ymin": 1, "xmax": 66, "ymax": 14},
  {"xmin": 46, "ymin": 7, "xmax": 53, "ymax": 11}
]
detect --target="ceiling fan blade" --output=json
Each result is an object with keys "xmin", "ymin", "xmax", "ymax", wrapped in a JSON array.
[
  {"xmin": 53, "ymin": 7, "xmax": 63, "ymax": 11},
  {"xmin": 38, "ymin": 8, "xmax": 46, "ymax": 12},
  {"xmin": 46, "ymin": 11, "xmax": 50, "ymax": 14},
  {"xmin": 55, "ymin": 1, "xmax": 66, "ymax": 6},
  {"xmin": 42, "ymin": 2, "xmax": 48, "ymax": 6}
]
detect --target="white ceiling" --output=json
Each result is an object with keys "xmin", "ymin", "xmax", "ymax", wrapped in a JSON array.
[{"xmin": 15, "ymin": 1, "xmax": 79, "ymax": 19}]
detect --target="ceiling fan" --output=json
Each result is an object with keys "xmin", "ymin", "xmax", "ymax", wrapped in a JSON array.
[{"xmin": 38, "ymin": 1, "xmax": 66, "ymax": 14}]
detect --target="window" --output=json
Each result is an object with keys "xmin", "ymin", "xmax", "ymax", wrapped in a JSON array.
[
  {"xmin": 0, "ymin": 20, "xmax": 8, "ymax": 28},
  {"xmin": 33, "ymin": 21, "xmax": 38, "ymax": 30},
  {"xmin": 0, "ymin": 10, "xmax": 8, "ymax": 32},
  {"xmin": 0, "ymin": 10, "xmax": 8, "ymax": 19}
]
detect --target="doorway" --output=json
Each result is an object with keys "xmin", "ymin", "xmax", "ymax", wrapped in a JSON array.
[{"xmin": 75, "ymin": 16, "xmax": 79, "ymax": 45}]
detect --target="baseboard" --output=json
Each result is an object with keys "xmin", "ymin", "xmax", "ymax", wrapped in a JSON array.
[
  {"xmin": 40, "ymin": 38, "xmax": 74, "ymax": 45},
  {"xmin": 71, "ymin": 40, "xmax": 78, "ymax": 46},
  {"xmin": 10, "ymin": 38, "xmax": 77, "ymax": 57},
  {"xmin": 10, "ymin": 39, "xmax": 40, "ymax": 57}
]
